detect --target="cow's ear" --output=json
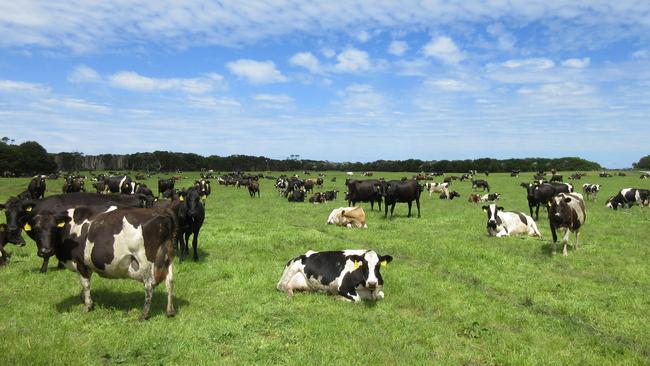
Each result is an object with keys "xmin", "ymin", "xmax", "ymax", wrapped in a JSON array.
[
  {"xmin": 481, "ymin": 205, "xmax": 488, "ymax": 212},
  {"xmin": 497, "ymin": 206, "xmax": 504, "ymax": 211},
  {"xmin": 55, "ymin": 213, "xmax": 72, "ymax": 227},
  {"xmin": 380, "ymin": 255, "xmax": 393, "ymax": 267},
  {"xmin": 22, "ymin": 201, "xmax": 36, "ymax": 212}
]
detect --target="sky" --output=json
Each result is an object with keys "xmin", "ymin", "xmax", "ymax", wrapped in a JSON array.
[{"xmin": 1, "ymin": 1, "xmax": 649, "ymax": 168}]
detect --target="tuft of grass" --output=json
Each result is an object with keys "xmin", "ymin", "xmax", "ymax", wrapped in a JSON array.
[{"xmin": 0, "ymin": 171, "xmax": 649, "ymax": 365}]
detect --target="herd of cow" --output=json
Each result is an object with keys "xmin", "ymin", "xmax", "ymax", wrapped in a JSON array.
[{"xmin": 1, "ymin": 170, "xmax": 649, "ymax": 315}]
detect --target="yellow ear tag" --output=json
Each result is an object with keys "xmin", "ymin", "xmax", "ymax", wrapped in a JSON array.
[
  {"xmin": 201, "ymin": 195, "xmax": 207, "ymax": 200},
  {"xmin": 353, "ymin": 261, "xmax": 360, "ymax": 269},
  {"xmin": 482, "ymin": 209, "xmax": 487, "ymax": 212},
  {"xmin": 26, "ymin": 206, "xmax": 32, "ymax": 212},
  {"xmin": 57, "ymin": 222, "xmax": 66, "ymax": 228},
  {"xmin": 381, "ymin": 260, "xmax": 388, "ymax": 268},
  {"xmin": 24, "ymin": 223, "xmax": 31, "ymax": 231},
  {"xmin": 547, "ymin": 202, "xmax": 552, "ymax": 207},
  {"xmin": 179, "ymin": 196, "xmax": 184, "ymax": 201}
]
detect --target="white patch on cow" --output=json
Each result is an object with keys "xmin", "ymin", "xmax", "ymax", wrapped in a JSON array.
[
  {"xmin": 118, "ymin": 176, "xmax": 127, "ymax": 193},
  {"xmin": 426, "ymin": 182, "xmax": 449, "ymax": 198},
  {"xmin": 486, "ymin": 205, "xmax": 541, "ymax": 238},
  {"xmin": 129, "ymin": 181, "xmax": 136, "ymax": 194}
]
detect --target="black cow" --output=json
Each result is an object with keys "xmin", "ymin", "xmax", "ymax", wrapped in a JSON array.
[
  {"xmin": 521, "ymin": 182, "xmax": 565, "ymax": 220},
  {"xmin": 439, "ymin": 191, "xmax": 460, "ymax": 200},
  {"xmin": 248, "ymin": 179, "xmax": 260, "ymax": 198},
  {"xmin": 28, "ymin": 175, "xmax": 47, "ymax": 199},
  {"xmin": 309, "ymin": 192, "xmax": 325, "ymax": 204},
  {"xmin": 23, "ymin": 205, "xmax": 176, "ymax": 319},
  {"xmin": 180, "ymin": 188, "xmax": 205, "ymax": 261},
  {"xmin": 288, "ymin": 189, "xmax": 305, "ymax": 202},
  {"xmin": 135, "ymin": 184, "xmax": 155, "ymax": 207},
  {"xmin": 2, "ymin": 193, "xmax": 147, "ymax": 272},
  {"xmin": 471, "ymin": 179, "xmax": 490, "ymax": 192},
  {"xmin": 346, "ymin": 179, "xmax": 382, "ymax": 211},
  {"xmin": 322, "ymin": 190, "xmax": 338, "ymax": 201},
  {"xmin": 63, "ymin": 176, "xmax": 85, "ymax": 193},
  {"xmin": 0, "ymin": 224, "xmax": 12, "ymax": 266},
  {"xmin": 550, "ymin": 175, "xmax": 563, "ymax": 183},
  {"xmin": 158, "ymin": 179, "xmax": 175, "ymax": 196},
  {"xmin": 380, "ymin": 179, "xmax": 422, "ymax": 218},
  {"xmin": 510, "ymin": 170, "xmax": 520, "ymax": 177}
]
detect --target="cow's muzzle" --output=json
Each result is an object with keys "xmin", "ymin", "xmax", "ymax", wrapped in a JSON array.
[
  {"xmin": 487, "ymin": 221, "xmax": 497, "ymax": 228},
  {"xmin": 367, "ymin": 281, "xmax": 378, "ymax": 290}
]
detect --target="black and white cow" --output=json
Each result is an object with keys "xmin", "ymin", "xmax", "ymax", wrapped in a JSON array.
[
  {"xmin": 194, "ymin": 179, "xmax": 211, "ymax": 201},
  {"xmin": 424, "ymin": 182, "xmax": 449, "ymax": 198},
  {"xmin": 98, "ymin": 176, "xmax": 135, "ymax": 195},
  {"xmin": 482, "ymin": 204, "xmax": 541, "ymax": 238},
  {"xmin": 581, "ymin": 184, "xmax": 601, "ymax": 201},
  {"xmin": 322, "ymin": 190, "xmax": 338, "ymax": 201},
  {"xmin": 439, "ymin": 190, "xmax": 460, "ymax": 200},
  {"xmin": 605, "ymin": 188, "xmax": 650, "ymax": 209},
  {"xmin": 23, "ymin": 205, "xmax": 177, "ymax": 319},
  {"xmin": 28, "ymin": 175, "xmax": 47, "ymax": 199},
  {"xmin": 471, "ymin": 179, "xmax": 490, "ymax": 192},
  {"xmin": 277, "ymin": 250, "xmax": 393, "ymax": 302},
  {"xmin": 549, "ymin": 192, "xmax": 587, "ymax": 256},
  {"xmin": 641, "ymin": 173, "xmax": 650, "ymax": 179},
  {"xmin": 480, "ymin": 193, "xmax": 501, "ymax": 202}
]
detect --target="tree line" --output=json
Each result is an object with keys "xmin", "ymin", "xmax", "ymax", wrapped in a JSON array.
[{"xmin": 4, "ymin": 138, "xmax": 641, "ymax": 177}]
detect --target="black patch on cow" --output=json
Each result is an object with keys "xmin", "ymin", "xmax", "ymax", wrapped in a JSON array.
[
  {"xmin": 86, "ymin": 212, "xmax": 124, "ymax": 270},
  {"xmin": 517, "ymin": 213, "xmax": 528, "ymax": 226}
]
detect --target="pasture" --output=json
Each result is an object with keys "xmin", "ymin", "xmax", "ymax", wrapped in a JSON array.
[{"xmin": 1, "ymin": 171, "xmax": 649, "ymax": 365}]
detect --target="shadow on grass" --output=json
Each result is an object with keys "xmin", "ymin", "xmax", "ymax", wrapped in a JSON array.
[
  {"xmin": 175, "ymin": 245, "xmax": 210, "ymax": 263},
  {"xmin": 55, "ymin": 288, "xmax": 190, "ymax": 317},
  {"xmin": 540, "ymin": 241, "xmax": 575, "ymax": 256}
]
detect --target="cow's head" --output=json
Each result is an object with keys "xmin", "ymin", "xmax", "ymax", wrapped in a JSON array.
[
  {"xmin": 21, "ymin": 207, "xmax": 71, "ymax": 257},
  {"xmin": 448, "ymin": 191, "xmax": 461, "ymax": 199},
  {"xmin": 549, "ymin": 194, "xmax": 572, "ymax": 218},
  {"xmin": 0, "ymin": 197, "xmax": 27, "ymax": 245},
  {"xmin": 482, "ymin": 204, "xmax": 503, "ymax": 229},
  {"xmin": 184, "ymin": 188, "xmax": 203, "ymax": 216},
  {"xmin": 349, "ymin": 251, "xmax": 393, "ymax": 292},
  {"xmin": 605, "ymin": 196, "xmax": 620, "ymax": 210}
]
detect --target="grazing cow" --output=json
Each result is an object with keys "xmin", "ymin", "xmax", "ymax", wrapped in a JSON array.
[
  {"xmin": 468, "ymin": 193, "xmax": 481, "ymax": 203},
  {"xmin": 482, "ymin": 204, "xmax": 541, "ymax": 238},
  {"xmin": 481, "ymin": 193, "xmax": 501, "ymax": 202},
  {"xmin": 548, "ymin": 193, "xmax": 586, "ymax": 256},
  {"xmin": 439, "ymin": 191, "xmax": 460, "ymax": 200},
  {"xmin": 599, "ymin": 172, "xmax": 613, "ymax": 178},
  {"xmin": 1, "ymin": 193, "xmax": 147, "ymax": 272},
  {"xmin": 158, "ymin": 179, "xmax": 175, "ymax": 196},
  {"xmin": 346, "ymin": 179, "xmax": 383, "ymax": 211},
  {"xmin": 380, "ymin": 179, "xmax": 422, "ymax": 218},
  {"xmin": 288, "ymin": 188, "xmax": 306, "ymax": 202},
  {"xmin": 194, "ymin": 179, "xmax": 211, "ymax": 201},
  {"xmin": 460, "ymin": 173, "xmax": 473, "ymax": 181},
  {"xmin": 362, "ymin": 171, "xmax": 373, "ymax": 177},
  {"xmin": 327, "ymin": 207, "xmax": 367, "ymax": 228},
  {"xmin": 28, "ymin": 175, "xmax": 47, "ymax": 199},
  {"xmin": 510, "ymin": 170, "xmax": 520, "ymax": 177},
  {"xmin": 605, "ymin": 188, "xmax": 650, "ymax": 210},
  {"xmin": 568, "ymin": 174, "xmax": 582, "ymax": 180},
  {"xmin": 309, "ymin": 192, "xmax": 325, "ymax": 204},
  {"xmin": 63, "ymin": 176, "xmax": 85, "ymax": 193},
  {"xmin": 471, "ymin": 179, "xmax": 490, "ymax": 192},
  {"xmin": 322, "ymin": 190, "xmax": 338, "ymax": 201},
  {"xmin": 424, "ymin": 182, "xmax": 449, "ymax": 198},
  {"xmin": 550, "ymin": 175, "xmax": 563, "ymax": 183},
  {"xmin": 23, "ymin": 205, "xmax": 176, "ymax": 319},
  {"xmin": 248, "ymin": 179, "xmax": 260, "ymax": 198},
  {"xmin": 582, "ymin": 184, "xmax": 601, "ymax": 201},
  {"xmin": 277, "ymin": 250, "xmax": 393, "ymax": 302}
]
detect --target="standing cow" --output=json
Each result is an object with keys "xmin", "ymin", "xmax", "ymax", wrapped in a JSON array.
[
  {"xmin": 548, "ymin": 192, "xmax": 586, "ymax": 256},
  {"xmin": 582, "ymin": 184, "xmax": 601, "ymax": 201},
  {"xmin": 346, "ymin": 179, "xmax": 382, "ymax": 211},
  {"xmin": 380, "ymin": 179, "xmax": 422, "ymax": 218},
  {"xmin": 22, "ymin": 205, "xmax": 177, "ymax": 319},
  {"xmin": 28, "ymin": 175, "xmax": 47, "ymax": 199}
]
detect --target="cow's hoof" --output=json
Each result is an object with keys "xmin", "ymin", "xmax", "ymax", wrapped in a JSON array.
[
  {"xmin": 139, "ymin": 313, "xmax": 150, "ymax": 321},
  {"xmin": 166, "ymin": 309, "xmax": 176, "ymax": 318},
  {"xmin": 84, "ymin": 304, "xmax": 94, "ymax": 312}
]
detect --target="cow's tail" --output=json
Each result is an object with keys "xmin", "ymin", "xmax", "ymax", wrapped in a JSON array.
[{"xmin": 154, "ymin": 212, "xmax": 176, "ymax": 284}]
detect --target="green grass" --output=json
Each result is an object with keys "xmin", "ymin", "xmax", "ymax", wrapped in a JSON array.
[{"xmin": 1, "ymin": 171, "xmax": 649, "ymax": 365}]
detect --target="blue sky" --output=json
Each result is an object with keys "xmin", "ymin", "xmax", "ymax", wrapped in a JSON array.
[{"xmin": 1, "ymin": 2, "xmax": 649, "ymax": 168}]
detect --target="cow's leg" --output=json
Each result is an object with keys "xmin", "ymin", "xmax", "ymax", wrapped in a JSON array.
[
  {"xmin": 416, "ymin": 198, "xmax": 421, "ymax": 218},
  {"xmin": 39, "ymin": 256, "xmax": 50, "ymax": 273},
  {"xmin": 370, "ymin": 200, "xmax": 374, "ymax": 211},
  {"xmin": 390, "ymin": 203, "xmax": 396, "ymax": 217},
  {"xmin": 378, "ymin": 198, "xmax": 382, "ymax": 211},
  {"xmin": 407, "ymin": 201, "xmax": 412, "ymax": 217},
  {"xmin": 141, "ymin": 277, "xmax": 154, "ymax": 321},
  {"xmin": 79, "ymin": 274, "xmax": 93, "ymax": 312},
  {"xmin": 575, "ymin": 230, "xmax": 580, "ymax": 250},
  {"xmin": 192, "ymin": 228, "xmax": 199, "ymax": 261},
  {"xmin": 535, "ymin": 204, "xmax": 540, "ymax": 221},
  {"xmin": 562, "ymin": 228, "xmax": 571, "ymax": 256},
  {"xmin": 384, "ymin": 201, "xmax": 388, "ymax": 217},
  {"xmin": 165, "ymin": 264, "xmax": 175, "ymax": 317}
]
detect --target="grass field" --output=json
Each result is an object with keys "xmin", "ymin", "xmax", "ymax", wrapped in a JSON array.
[{"xmin": 1, "ymin": 171, "xmax": 649, "ymax": 365}]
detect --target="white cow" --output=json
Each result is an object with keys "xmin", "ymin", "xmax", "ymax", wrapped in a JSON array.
[
  {"xmin": 482, "ymin": 204, "xmax": 541, "ymax": 238},
  {"xmin": 425, "ymin": 182, "xmax": 449, "ymax": 198}
]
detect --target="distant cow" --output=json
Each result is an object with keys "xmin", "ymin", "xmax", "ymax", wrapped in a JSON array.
[
  {"xmin": 288, "ymin": 188, "xmax": 306, "ymax": 202},
  {"xmin": 439, "ymin": 191, "xmax": 460, "ymax": 200},
  {"xmin": 63, "ymin": 176, "xmax": 85, "ymax": 193},
  {"xmin": 380, "ymin": 179, "xmax": 422, "ymax": 218},
  {"xmin": 468, "ymin": 193, "xmax": 481, "ymax": 203},
  {"xmin": 641, "ymin": 173, "xmax": 650, "ymax": 179},
  {"xmin": 599, "ymin": 172, "xmax": 613, "ymax": 178},
  {"xmin": 158, "ymin": 179, "xmax": 175, "ymax": 196},
  {"xmin": 605, "ymin": 188, "xmax": 650, "ymax": 210},
  {"xmin": 309, "ymin": 192, "xmax": 325, "ymax": 204},
  {"xmin": 510, "ymin": 170, "xmax": 520, "ymax": 177},
  {"xmin": 327, "ymin": 207, "xmax": 367, "ymax": 228},
  {"xmin": 550, "ymin": 175, "xmax": 563, "ymax": 183},
  {"xmin": 99, "ymin": 176, "xmax": 135, "ymax": 194},
  {"xmin": 521, "ymin": 182, "xmax": 568, "ymax": 220},
  {"xmin": 346, "ymin": 179, "xmax": 382, "ymax": 211},
  {"xmin": 549, "ymin": 192, "xmax": 586, "ymax": 256},
  {"xmin": 24, "ymin": 205, "xmax": 176, "ymax": 319},
  {"xmin": 471, "ymin": 179, "xmax": 490, "ymax": 192},
  {"xmin": 277, "ymin": 250, "xmax": 393, "ymax": 301},
  {"xmin": 481, "ymin": 193, "xmax": 501, "ymax": 202},
  {"xmin": 28, "ymin": 175, "xmax": 47, "ymax": 199},
  {"xmin": 482, "ymin": 204, "xmax": 541, "ymax": 238},
  {"xmin": 248, "ymin": 179, "xmax": 260, "ymax": 198},
  {"xmin": 582, "ymin": 184, "xmax": 601, "ymax": 201},
  {"xmin": 322, "ymin": 190, "xmax": 338, "ymax": 201},
  {"xmin": 424, "ymin": 182, "xmax": 449, "ymax": 198}
]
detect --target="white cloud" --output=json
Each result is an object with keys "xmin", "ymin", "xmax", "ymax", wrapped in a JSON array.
[
  {"xmin": 42, "ymin": 97, "xmax": 110, "ymax": 113},
  {"xmin": 108, "ymin": 71, "xmax": 224, "ymax": 93},
  {"xmin": 388, "ymin": 40, "xmax": 408, "ymax": 56},
  {"xmin": 0, "ymin": 80, "xmax": 50, "ymax": 94},
  {"xmin": 562, "ymin": 57, "xmax": 590, "ymax": 68},
  {"xmin": 321, "ymin": 48, "xmax": 336, "ymax": 58},
  {"xmin": 338, "ymin": 83, "xmax": 385, "ymax": 110},
  {"xmin": 395, "ymin": 59, "xmax": 430, "ymax": 76},
  {"xmin": 226, "ymin": 59, "xmax": 287, "ymax": 84},
  {"xmin": 486, "ymin": 23, "xmax": 515, "ymax": 51},
  {"xmin": 502, "ymin": 58, "xmax": 555, "ymax": 69},
  {"xmin": 289, "ymin": 52, "xmax": 322, "ymax": 74},
  {"xmin": 422, "ymin": 36, "xmax": 464, "ymax": 64},
  {"xmin": 187, "ymin": 95, "xmax": 240, "ymax": 110},
  {"xmin": 425, "ymin": 79, "xmax": 476, "ymax": 92},
  {"xmin": 334, "ymin": 48, "xmax": 371, "ymax": 73},
  {"xmin": 632, "ymin": 50, "xmax": 648, "ymax": 59},
  {"xmin": 356, "ymin": 30, "xmax": 370, "ymax": 42},
  {"xmin": 253, "ymin": 94, "xmax": 294, "ymax": 104},
  {"xmin": 486, "ymin": 58, "xmax": 560, "ymax": 83},
  {"xmin": 68, "ymin": 65, "xmax": 101, "ymax": 83}
]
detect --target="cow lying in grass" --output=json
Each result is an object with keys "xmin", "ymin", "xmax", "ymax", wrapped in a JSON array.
[
  {"xmin": 327, "ymin": 207, "xmax": 367, "ymax": 228},
  {"xmin": 277, "ymin": 250, "xmax": 393, "ymax": 302},
  {"xmin": 482, "ymin": 204, "xmax": 541, "ymax": 238}
]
